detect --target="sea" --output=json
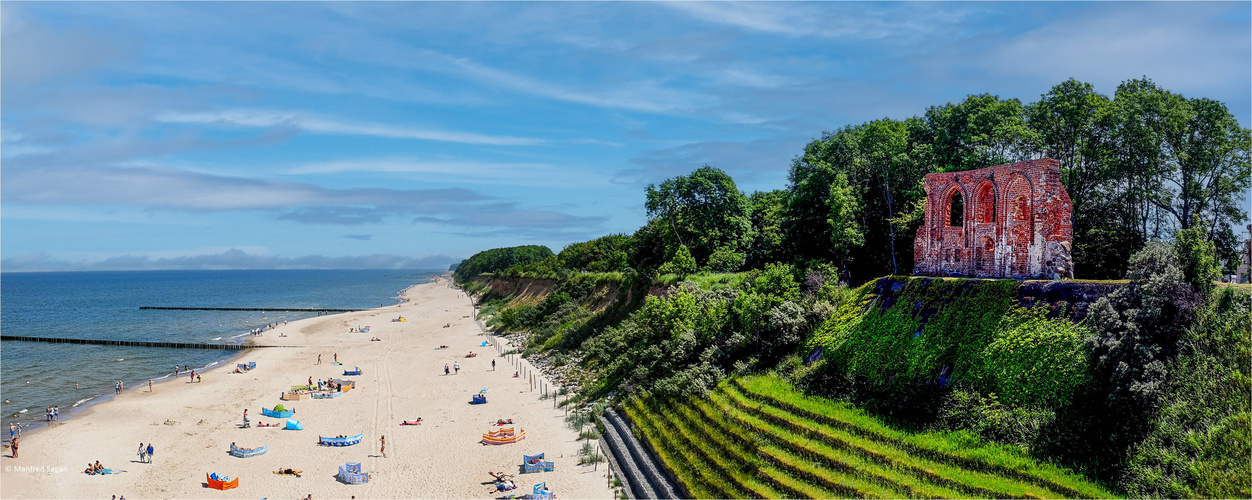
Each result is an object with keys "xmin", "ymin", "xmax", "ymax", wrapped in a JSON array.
[{"xmin": 0, "ymin": 269, "xmax": 440, "ymax": 433}]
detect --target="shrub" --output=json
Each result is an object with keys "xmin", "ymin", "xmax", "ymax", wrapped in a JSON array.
[{"xmin": 978, "ymin": 308, "xmax": 1091, "ymax": 407}]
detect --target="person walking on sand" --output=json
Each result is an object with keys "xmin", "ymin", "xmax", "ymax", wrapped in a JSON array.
[
  {"xmin": 317, "ymin": 354, "xmax": 321, "ymax": 365},
  {"xmin": 379, "ymin": 436, "xmax": 386, "ymax": 458},
  {"xmin": 334, "ymin": 353, "xmax": 338, "ymax": 363},
  {"xmin": 444, "ymin": 364, "xmax": 449, "ymax": 375},
  {"xmin": 146, "ymin": 443, "xmax": 153, "ymax": 463},
  {"xmin": 149, "ymin": 379, "xmax": 153, "ymax": 392},
  {"xmin": 454, "ymin": 362, "xmax": 459, "ymax": 374},
  {"xmin": 492, "ymin": 359, "xmax": 496, "ymax": 371},
  {"xmin": 11, "ymin": 438, "xmax": 17, "ymax": 459},
  {"xmin": 138, "ymin": 443, "xmax": 146, "ymax": 463}
]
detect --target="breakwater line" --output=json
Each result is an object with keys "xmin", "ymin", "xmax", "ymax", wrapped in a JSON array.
[
  {"xmin": 140, "ymin": 306, "xmax": 362, "ymax": 312},
  {"xmin": 0, "ymin": 335, "xmax": 299, "ymax": 349}
]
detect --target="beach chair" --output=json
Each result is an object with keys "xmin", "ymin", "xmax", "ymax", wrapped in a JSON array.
[
  {"xmin": 533, "ymin": 482, "xmax": 554, "ymax": 500},
  {"xmin": 471, "ymin": 393, "xmax": 487, "ymax": 405},
  {"xmin": 343, "ymin": 367, "xmax": 362, "ymax": 376},
  {"xmin": 206, "ymin": 472, "xmax": 239, "ymax": 490},
  {"xmin": 229, "ymin": 443, "xmax": 268, "ymax": 458},
  {"xmin": 319, "ymin": 432, "xmax": 363, "ymax": 446},
  {"xmin": 336, "ymin": 462, "xmax": 369, "ymax": 484}
]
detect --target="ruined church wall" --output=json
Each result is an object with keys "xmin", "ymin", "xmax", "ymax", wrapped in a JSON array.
[{"xmin": 913, "ymin": 158, "xmax": 1073, "ymax": 279}]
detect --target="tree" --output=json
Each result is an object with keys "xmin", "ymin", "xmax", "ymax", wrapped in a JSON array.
[
  {"xmin": 659, "ymin": 245, "xmax": 697, "ymax": 278},
  {"xmin": 922, "ymin": 93, "xmax": 1038, "ymax": 172},
  {"xmin": 855, "ymin": 118, "xmax": 930, "ymax": 274},
  {"xmin": 746, "ymin": 190, "xmax": 788, "ymax": 269},
  {"xmin": 826, "ymin": 173, "xmax": 864, "ymax": 277},
  {"xmin": 1172, "ymin": 227, "xmax": 1221, "ymax": 296},
  {"xmin": 645, "ymin": 166, "xmax": 752, "ymax": 266}
]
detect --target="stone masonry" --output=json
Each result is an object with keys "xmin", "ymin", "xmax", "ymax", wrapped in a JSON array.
[{"xmin": 913, "ymin": 158, "xmax": 1073, "ymax": 279}]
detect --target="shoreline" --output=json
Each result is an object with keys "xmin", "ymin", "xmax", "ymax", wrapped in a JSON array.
[
  {"xmin": 3, "ymin": 280, "xmax": 428, "ymax": 441},
  {"xmin": 1, "ymin": 275, "xmax": 612, "ymax": 499}
]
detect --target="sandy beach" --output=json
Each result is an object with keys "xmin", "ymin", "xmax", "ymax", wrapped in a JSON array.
[{"xmin": 0, "ymin": 279, "xmax": 614, "ymax": 499}]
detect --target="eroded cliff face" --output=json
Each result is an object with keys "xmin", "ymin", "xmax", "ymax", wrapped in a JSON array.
[
  {"xmin": 869, "ymin": 276, "xmax": 1121, "ymax": 323},
  {"xmin": 473, "ymin": 275, "xmax": 631, "ymax": 314}
]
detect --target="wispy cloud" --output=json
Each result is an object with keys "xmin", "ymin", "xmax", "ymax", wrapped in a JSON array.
[
  {"xmin": 1, "ymin": 248, "xmax": 458, "ymax": 272},
  {"xmin": 285, "ymin": 157, "xmax": 607, "ymax": 187},
  {"xmin": 156, "ymin": 109, "xmax": 544, "ymax": 146},
  {"xmin": 343, "ymin": 234, "xmax": 373, "ymax": 241},
  {"xmin": 664, "ymin": 2, "xmax": 973, "ymax": 40}
]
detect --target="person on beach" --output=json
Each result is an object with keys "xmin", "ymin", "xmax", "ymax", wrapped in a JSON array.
[
  {"xmin": 53, "ymin": 406, "xmax": 59, "ymax": 422},
  {"xmin": 138, "ymin": 443, "xmax": 146, "ymax": 463},
  {"xmin": 334, "ymin": 353, "xmax": 338, "ymax": 363},
  {"xmin": 76, "ymin": 382, "xmax": 79, "ymax": 391},
  {"xmin": 379, "ymin": 435, "xmax": 386, "ymax": 458},
  {"xmin": 9, "ymin": 423, "xmax": 15, "ymax": 441},
  {"xmin": 197, "ymin": 374, "xmax": 202, "ymax": 383},
  {"xmin": 317, "ymin": 354, "xmax": 321, "ymax": 365},
  {"xmin": 454, "ymin": 362, "xmax": 459, "ymax": 374},
  {"xmin": 146, "ymin": 443, "xmax": 153, "ymax": 463},
  {"xmin": 242, "ymin": 409, "xmax": 250, "ymax": 428},
  {"xmin": 492, "ymin": 359, "xmax": 496, "ymax": 371},
  {"xmin": 309, "ymin": 376, "xmax": 314, "ymax": 387},
  {"xmin": 148, "ymin": 379, "xmax": 153, "ymax": 392},
  {"xmin": 9, "ymin": 438, "xmax": 16, "ymax": 458},
  {"xmin": 175, "ymin": 367, "xmax": 179, "ymax": 377},
  {"xmin": 444, "ymin": 364, "xmax": 449, "ymax": 375}
]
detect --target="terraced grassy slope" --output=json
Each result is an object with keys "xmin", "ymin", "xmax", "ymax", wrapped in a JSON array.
[{"xmin": 623, "ymin": 375, "xmax": 1118, "ymax": 499}]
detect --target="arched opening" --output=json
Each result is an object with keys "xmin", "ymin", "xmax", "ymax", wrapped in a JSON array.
[
  {"xmin": 948, "ymin": 191, "xmax": 964, "ymax": 227},
  {"xmin": 976, "ymin": 183, "xmax": 996, "ymax": 223}
]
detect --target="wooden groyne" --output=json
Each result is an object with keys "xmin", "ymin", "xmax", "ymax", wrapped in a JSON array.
[
  {"xmin": 140, "ymin": 306, "xmax": 361, "ymax": 312},
  {"xmin": 0, "ymin": 336, "xmax": 295, "ymax": 350}
]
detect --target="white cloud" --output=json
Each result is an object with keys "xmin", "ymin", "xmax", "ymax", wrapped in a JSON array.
[
  {"xmin": 284, "ymin": 158, "xmax": 608, "ymax": 187},
  {"xmin": 155, "ymin": 109, "xmax": 544, "ymax": 146}
]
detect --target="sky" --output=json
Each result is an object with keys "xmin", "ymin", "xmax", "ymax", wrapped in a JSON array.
[{"xmin": 2, "ymin": 2, "xmax": 1249, "ymax": 272}]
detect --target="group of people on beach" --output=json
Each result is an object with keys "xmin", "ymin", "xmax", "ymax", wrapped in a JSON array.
[
  {"xmin": 136, "ymin": 442, "xmax": 154, "ymax": 463},
  {"xmin": 45, "ymin": 406, "xmax": 60, "ymax": 423},
  {"xmin": 82, "ymin": 460, "xmax": 105, "ymax": 473},
  {"xmin": 113, "ymin": 381, "xmax": 124, "ymax": 395}
]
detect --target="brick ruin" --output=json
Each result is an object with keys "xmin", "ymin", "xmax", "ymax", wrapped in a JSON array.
[{"xmin": 913, "ymin": 158, "xmax": 1073, "ymax": 279}]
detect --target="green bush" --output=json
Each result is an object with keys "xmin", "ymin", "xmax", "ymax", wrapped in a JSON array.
[{"xmin": 978, "ymin": 308, "xmax": 1091, "ymax": 407}]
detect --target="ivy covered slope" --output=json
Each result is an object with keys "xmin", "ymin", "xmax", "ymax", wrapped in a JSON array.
[{"xmin": 459, "ymin": 236, "xmax": 1248, "ymax": 498}]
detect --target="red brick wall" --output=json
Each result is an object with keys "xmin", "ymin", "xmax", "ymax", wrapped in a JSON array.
[{"xmin": 913, "ymin": 159, "xmax": 1073, "ymax": 279}]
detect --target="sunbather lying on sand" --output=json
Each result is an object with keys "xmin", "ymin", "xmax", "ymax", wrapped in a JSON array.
[
  {"xmin": 495, "ymin": 419, "xmax": 514, "ymax": 426},
  {"xmin": 274, "ymin": 468, "xmax": 301, "ymax": 476}
]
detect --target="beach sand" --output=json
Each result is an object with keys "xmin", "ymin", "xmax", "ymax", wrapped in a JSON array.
[{"xmin": 0, "ymin": 279, "xmax": 613, "ymax": 499}]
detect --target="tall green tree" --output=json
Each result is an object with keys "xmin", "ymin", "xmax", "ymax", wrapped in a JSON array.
[
  {"xmin": 855, "ymin": 118, "xmax": 930, "ymax": 274},
  {"xmin": 644, "ymin": 166, "xmax": 752, "ymax": 266},
  {"xmin": 826, "ymin": 173, "xmax": 865, "ymax": 278},
  {"xmin": 746, "ymin": 190, "xmax": 789, "ymax": 269},
  {"xmin": 922, "ymin": 93, "xmax": 1039, "ymax": 171}
]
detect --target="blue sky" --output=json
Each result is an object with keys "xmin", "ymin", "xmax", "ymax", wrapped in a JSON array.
[{"xmin": 2, "ymin": 2, "xmax": 1249, "ymax": 271}]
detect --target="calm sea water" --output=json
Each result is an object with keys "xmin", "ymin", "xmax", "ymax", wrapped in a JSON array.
[{"xmin": 0, "ymin": 269, "xmax": 438, "ymax": 432}]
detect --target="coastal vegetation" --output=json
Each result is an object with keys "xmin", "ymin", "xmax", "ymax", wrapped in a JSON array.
[{"xmin": 454, "ymin": 77, "xmax": 1250, "ymax": 498}]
